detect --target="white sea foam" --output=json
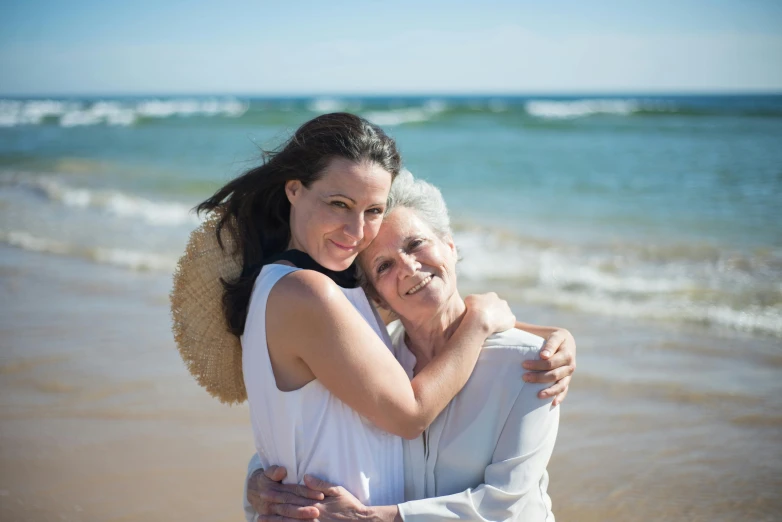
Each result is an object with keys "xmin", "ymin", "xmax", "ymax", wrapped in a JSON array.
[
  {"xmin": 0, "ymin": 99, "xmax": 78, "ymax": 126},
  {"xmin": 0, "ymin": 230, "xmax": 72, "ymax": 256},
  {"xmin": 1, "ymin": 173, "xmax": 201, "ymax": 227},
  {"xmin": 456, "ymin": 230, "xmax": 688, "ymax": 293},
  {"xmin": 89, "ymin": 246, "xmax": 176, "ymax": 271},
  {"xmin": 0, "ymin": 230, "xmax": 177, "ymax": 271},
  {"xmin": 363, "ymin": 100, "xmax": 447, "ymax": 126},
  {"xmin": 454, "ymin": 231, "xmax": 535, "ymax": 280},
  {"xmin": 307, "ymin": 98, "xmax": 348, "ymax": 113},
  {"xmin": 523, "ymin": 286, "xmax": 782, "ymax": 337},
  {"xmin": 525, "ymin": 99, "xmax": 671, "ymax": 119},
  {"xmin": 134, "ymin": 98, "xmax": 248, "ymax": 119},
  {"xmin": 0, "ymin": 98, "xmax": 248, "ymax": 127},
  {"xmin": 453, "ymin": 228, "xmax": 782, "ymax": 337},
  {"xmin": 536, "ymin": 250, "xmax": 691, "ymax": 294}
]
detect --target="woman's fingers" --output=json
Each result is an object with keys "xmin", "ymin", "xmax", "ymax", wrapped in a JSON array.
[
  {"xmin": 552, "ymin": 384, "xmax": 570, "ymax": 407},
  {"xmin": 264, "ymin": 465, "xmax": 288, "ymax": 482},
  {"xmin": 258, "ymin": 516, "xmax": 309, "ymax": 522},
  {"xmin": 523, "ymin": 364, "xmax": 574, "ymax": 384},
  {"xmin": 522, "ymin": 350, "xmax": 574, "ymax": 372},
  {"xmin": 539, "ymin": 375, "xmax": 571, "ymax": 400},
  {"xmin": 539, "ymin": 330, "xmax": 566, "ymax": 358},
  {"xmin": 465, "ymin": 293, "xmax": 516, "ymax": 332},
  {"xmin": 520, "ymin": 328, "xmax": 576, "ymax": 405},
  {"xmin": 290, "ymin": 483, "xmax": 326, "ymax": 501},
  {"xmin": 260, "ymin": 488, "xmax": 323, "ymax": 506},
  {"xmin": 249, "ymin": 467, "xmax": 323, "ymax": 517},
  {"xmin": 270, "ymin": 502, "xmax": 319, "ymax": 520},
  {"xmin": 303, "ymin": 474, "xmax": 343, "ymax": 497}
]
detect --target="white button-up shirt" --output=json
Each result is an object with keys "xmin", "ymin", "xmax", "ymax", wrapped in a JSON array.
[{"xmin": 389, "ymin": 322, "xmax": 558, "ymax": 522}]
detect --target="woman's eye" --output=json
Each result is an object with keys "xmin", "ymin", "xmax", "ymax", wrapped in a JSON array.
[
  {"xmin": 410, "ymin": 238, "xmax": 425, "ymax": 249},
  {"xmin": 377, "ymin": 261, "xmax": 390, "ymax": 274},
  {"xmin": 331, "ymin": 201, "xmax": 349, "ymax": 209},
  {"xmin": 366, "ymin": 207, "xmax": 384, "ymax": 215}
]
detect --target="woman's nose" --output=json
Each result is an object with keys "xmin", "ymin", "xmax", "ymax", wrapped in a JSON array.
[
  {"xmin": 343, "ymin": 212, "xmax": 364, "ymax": 242},
  {"xmin": 398, "ymin": 253, "xmax": 419, "ymax": 277}
]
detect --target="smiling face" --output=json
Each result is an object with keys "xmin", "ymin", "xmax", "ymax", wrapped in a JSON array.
[
  {"xmin": 358, "ymin": 206, "xmax": 459, "ymax": 321},
  {"xmin": 286, "ymin": 157, "xmax": 393, "ymax": 271}
]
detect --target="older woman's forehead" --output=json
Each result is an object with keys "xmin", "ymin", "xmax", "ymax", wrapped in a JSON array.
[
  {"xmin": 379, "ymin": 209, "xmax": 423, "ymax": 241},
  {"xmin": 359, "ymin": 211, "xmax": 410, "ymax": 260},
  {"xmin": 363, "ymin": 222, "xmax": 404, "ymax": 257}
]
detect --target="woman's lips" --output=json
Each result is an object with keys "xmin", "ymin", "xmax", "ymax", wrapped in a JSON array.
[
  {"xmin": 406, "ymin": 275, "xmax": 433, "ymax": 295},
  {"xmin": 329, "ymin": 239, "xmax": 358, "ymax": 252}
]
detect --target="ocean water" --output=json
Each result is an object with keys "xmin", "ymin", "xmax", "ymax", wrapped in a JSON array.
[{"xmin": 1, "ymin": 94, "xmax": 781, "ymax": 337}]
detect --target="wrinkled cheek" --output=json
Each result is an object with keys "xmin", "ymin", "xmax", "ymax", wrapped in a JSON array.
[{"xmin": 377, "ymin": 283, "xmax": 399, "ymax": 313}]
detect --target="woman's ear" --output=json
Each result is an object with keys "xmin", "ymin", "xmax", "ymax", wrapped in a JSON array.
[
  {"xmin": 285, "ymin": 180, "xmax": 302, "ymax": 205},
  {"xmin": 445, "ymin": 234, "xmax": 457, "ymax": 254},
  {"xmin": 375, "ymin": 303, "xmax": 398, "ymax": 325},
  {"xmin": 444, "ymin": 234, "xmax": 461, "ymax": 264},
  {"xmin": 365, "ymin": 285, "xmax": 396, "ymax": 321},
  {"xmin": 372, "ymin": 295, "xmax": 390, "ymax": 311}
]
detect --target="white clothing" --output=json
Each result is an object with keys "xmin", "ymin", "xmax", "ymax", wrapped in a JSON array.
[
  {"xmin": 391, "ymin": 321, "xmax": 559, "ymax": 522},
  {"xmin": 242, "ymin": 264, "xmax": 404, "ymax": 517},
  {"xmin": 244, "ymin": 315, "xmax": 558, "ymax": 522}
]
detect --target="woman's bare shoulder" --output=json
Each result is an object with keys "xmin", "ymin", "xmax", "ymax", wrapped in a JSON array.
[{"xmin": 266, "ymin": 269, "xmax": 352, "ymax": 328}]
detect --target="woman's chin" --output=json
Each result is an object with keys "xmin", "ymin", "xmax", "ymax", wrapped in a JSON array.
[
  {"xmin": 319, "ymin": 242, "xmax": 361, "ymax": 271},
  {"xmin": 318, "ymin": 252, "xmax": 357, "ymax": 272}
]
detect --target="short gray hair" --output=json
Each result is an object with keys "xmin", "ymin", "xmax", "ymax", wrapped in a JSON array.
[
  {"xmin": 385, "ymin": 169, "xmax": 452, "ymax": 238},
  {"xmin": 356, "ymin": 170, "xmax": 452, "ymax": 305}
]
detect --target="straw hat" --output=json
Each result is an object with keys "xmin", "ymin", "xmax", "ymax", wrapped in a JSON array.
[{"xmin": 170, "ymin": 211, "xmax": 247, "ymax": 404}]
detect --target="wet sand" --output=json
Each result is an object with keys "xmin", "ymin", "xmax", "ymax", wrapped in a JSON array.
[{"xmin": 1, "ymin": 245, "xmax": 781, "ymax": 521}]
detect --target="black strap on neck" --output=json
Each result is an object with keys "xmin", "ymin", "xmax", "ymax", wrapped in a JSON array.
[{"xmin": 263, "ymin": 249, "xmax": 359, "ymax": 288}]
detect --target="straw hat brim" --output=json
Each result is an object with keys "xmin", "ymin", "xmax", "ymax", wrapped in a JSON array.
[{"xmin": 170, "ymin": 211, "xmax": 246, "ymax": 404}]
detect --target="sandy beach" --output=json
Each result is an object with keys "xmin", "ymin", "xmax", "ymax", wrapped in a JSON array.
[{"xmin": 1, "ymin": 243, "xmax": 780, "ymax": 522}]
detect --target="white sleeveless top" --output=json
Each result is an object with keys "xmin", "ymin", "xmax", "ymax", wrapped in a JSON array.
[{"xmin": 242, "ymin": 264, "xmax": 405, "ymax": 506}]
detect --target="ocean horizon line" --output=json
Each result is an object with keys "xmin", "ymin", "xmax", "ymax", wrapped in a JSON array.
[{"xmin": 2, "ymin": 90, "xmax": 781, "ymax": 100}]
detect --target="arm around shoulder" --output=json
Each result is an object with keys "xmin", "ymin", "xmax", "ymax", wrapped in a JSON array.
[{"xmin": 268, "ymin": 271, "xmax": 494, "ymax": 439}]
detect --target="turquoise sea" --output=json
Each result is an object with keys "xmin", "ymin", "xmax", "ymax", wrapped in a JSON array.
[{"xmin": 2, "ymin": 94, "xmax": 780, "ymax": 337}]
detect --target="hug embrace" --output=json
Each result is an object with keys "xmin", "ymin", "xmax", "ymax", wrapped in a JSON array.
[{"xmin": 171, "ymin": 112, "xmax": 576, "ymax": 521}]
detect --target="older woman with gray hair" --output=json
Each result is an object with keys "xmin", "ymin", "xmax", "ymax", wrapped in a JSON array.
[{"xmin": 245, "ymin": 170, "xmax": 565, "ymax": 521}]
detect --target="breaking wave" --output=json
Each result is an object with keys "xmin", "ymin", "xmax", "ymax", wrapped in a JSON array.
[
  {"xmin": 362, "ymin": 100, "xmax": 447, "ymax": 126},
  {"xmin": 0, "ymin": 230, "xmax": 176, "ymax": 272},
  {"xmin": 0, "ymin": 173, "xmax": 200, "ymax": 227},
  {"xmin": 524, "ymin": 99, "xmax": 674, "ymax": 119},
  {"xmin": 454, "ymin": 228, "xmax": 782, "ymax": 337},
  {"xmin": 0, "ymin": 98, "xmax": 248, "ymax": 127}
]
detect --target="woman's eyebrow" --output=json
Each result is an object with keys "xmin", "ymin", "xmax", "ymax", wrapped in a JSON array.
[
  {"xmin": 372, "ymin": 236, "xmax": 417, "ymax": 265},
  {"xmin": 326, "ymin": 193, "xmax": 357, "ymax": 203}
]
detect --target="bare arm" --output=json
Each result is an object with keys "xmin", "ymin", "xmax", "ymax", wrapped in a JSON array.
[{"xmin": 267, "ymin": 271, "xmax": 514, "ymax": 439}]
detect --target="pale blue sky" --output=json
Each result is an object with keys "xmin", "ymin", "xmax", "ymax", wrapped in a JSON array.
[{"xmin": 1, "ymin": 0, "xmax": 781, "ymax": 95}]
